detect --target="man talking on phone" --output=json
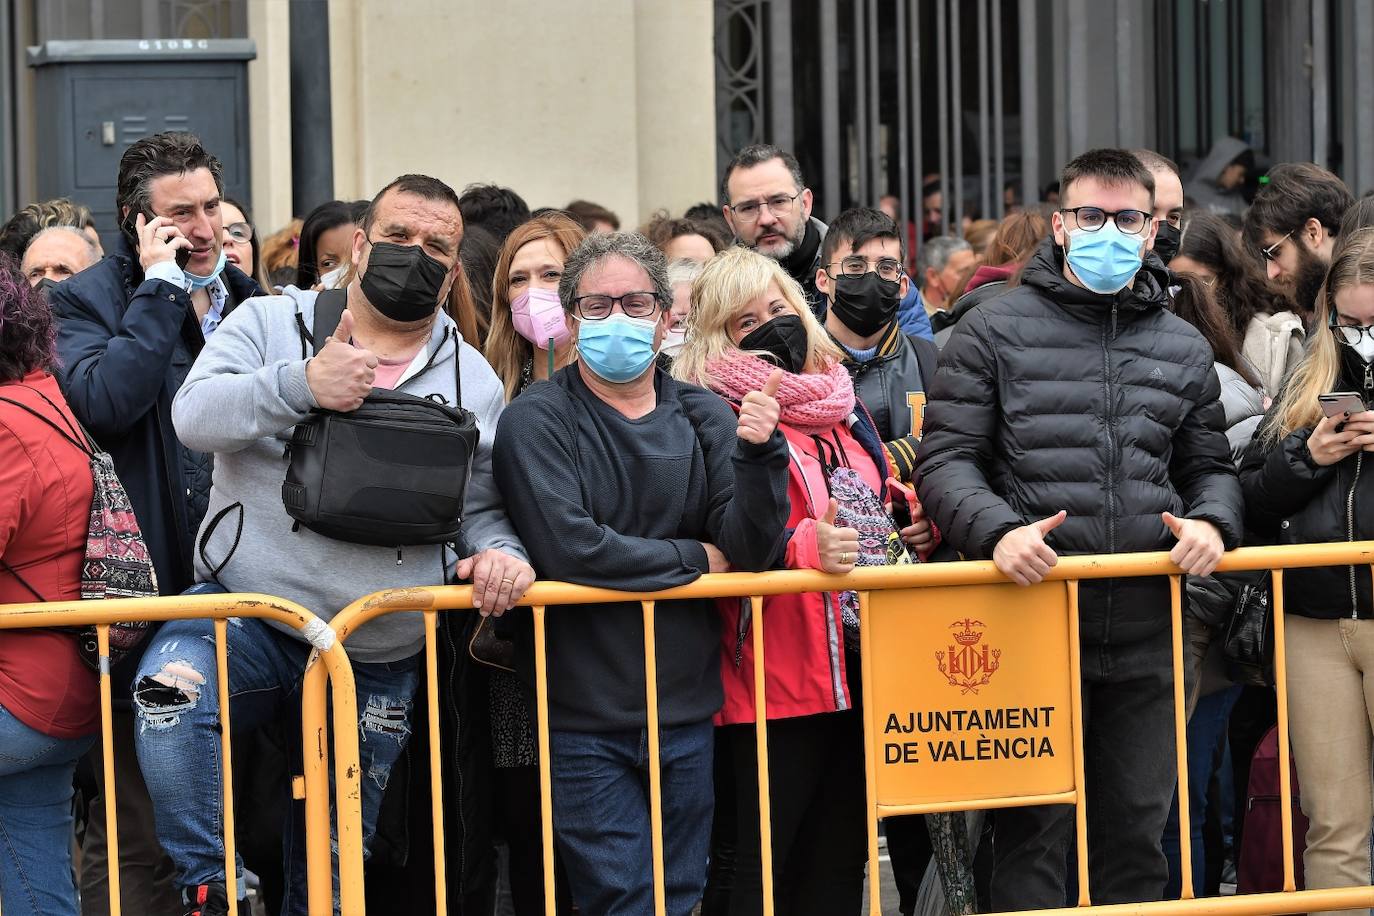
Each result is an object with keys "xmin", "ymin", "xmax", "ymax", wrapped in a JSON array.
[
  {"xmin": 916, "ymin": 149, "xmax": 1244, "ymax": 908},
  {"xmin": 50, "ymin": 131, "xmax": 261, "ymax": 916}
]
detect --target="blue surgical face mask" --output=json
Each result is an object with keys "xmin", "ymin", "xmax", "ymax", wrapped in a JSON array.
[
  {"xmin": 185, "ymin": 249, "xmax": 227, "ymax": 290},
  {"xmin": 1063, "ymin": 223, "xmax": 1144, "ymax": 295},
  {"xmin": 577, "ymin": 313, "xmax": 659, "ymax": 383}
]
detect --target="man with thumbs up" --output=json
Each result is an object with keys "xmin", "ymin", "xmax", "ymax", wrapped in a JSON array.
[{"xmin": 915, "ymin": 149, "xmax": 1244, "ymax": 909}]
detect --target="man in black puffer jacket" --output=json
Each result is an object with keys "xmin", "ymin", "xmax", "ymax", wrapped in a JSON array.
[{"xmin": 916, "ymin": 149, "xmax": 1244, "ymax": 909}]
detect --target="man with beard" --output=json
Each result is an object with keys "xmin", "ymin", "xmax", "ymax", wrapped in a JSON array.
[
  {"xmin": 1243, "ymin": 162, "xmax": 1354, "ymax": 318},
  {"xmin": 721, "ymin": 144, "xmax": 828, "ymax": 314}
]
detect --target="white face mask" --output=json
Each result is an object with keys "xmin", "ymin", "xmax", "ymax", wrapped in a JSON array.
[
  {"xmin": 319, "ymin": 265, "xmax": 348, "ymax": 290},
  {"xmin": 1350, "ymin": 335, "xmax": 1374, "ymax": 365},
  {"xmin": 661, "ymin": 327, "xmax": 688, "ymax": 357}
]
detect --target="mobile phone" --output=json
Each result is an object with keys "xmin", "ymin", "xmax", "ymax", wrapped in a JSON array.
[
  {"xmin": 1319, "ymin": 391, "xmax": 1367, "ymax": 419},
  {"xmin": 121, "ymin": 207, "xmax": 192, "ymax": 270}
]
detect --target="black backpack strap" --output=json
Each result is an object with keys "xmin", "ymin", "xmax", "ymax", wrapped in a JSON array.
[
  {"xmin": 0, "ymin": 393, "xmax": 93, "ymax": 457},
  {"xmin": 0, "ymin": 559, "xmax": 47, "ymax": 603},
  {"xmin": 311, "ymin": 288, "xmax": 350, "ymax": 355}
]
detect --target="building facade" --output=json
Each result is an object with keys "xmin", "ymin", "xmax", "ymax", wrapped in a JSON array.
[{"xmin": 2, "ymin": 0, "xmax": 1370, "ymax": 237}]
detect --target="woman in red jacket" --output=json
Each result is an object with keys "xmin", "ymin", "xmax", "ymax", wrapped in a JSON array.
[
  {"xmin": 0, "ymin": 260, "xmax": 99, "ymax": 916},
  {"xmin": 674, "ymin": 246, "xmax": 931, "ymax": 914}
]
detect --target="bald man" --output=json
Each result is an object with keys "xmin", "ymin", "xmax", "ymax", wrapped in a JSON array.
[{"xmin": 21, "ymin": 225, "xmax": 100, "ymax": 287}]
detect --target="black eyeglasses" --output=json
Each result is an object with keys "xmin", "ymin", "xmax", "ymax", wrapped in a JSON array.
[
  {"xmin": 572, "ymin": 292, "xmax": 662, "ymax": 320},
  {"xmin": 1059, "ymin": 206, "xmax": 1152, "ymax": 236},
  {"xmin": 1260, "ymin": 231, "xmax": 1292, "ymax": 263},
  {"xmin": 824, "ymin": 256, "xmax": 904, "ymax": 283},
  {"xmin": 728, "ymin": 192, "xmax": 802, "ymax": 223},
  {"xmin": 1330, "ymin": 318, "xmax": 1374, "ymax": 346}
]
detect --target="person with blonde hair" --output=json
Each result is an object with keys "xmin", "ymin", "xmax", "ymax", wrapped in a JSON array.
[
  {"xmin": 676, "ymin": 245, "xmax": 916, "ymax": 913},
  {"xmin": 483, "ymin": 213, "xmax": 587, "ymax": 401},
  {"xmin": 1241, "ymin": 227, "xmax": 1374, "ymax": 910}
]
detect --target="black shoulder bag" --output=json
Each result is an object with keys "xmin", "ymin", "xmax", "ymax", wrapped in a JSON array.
[{"xmin": 282, "ymin": 289, "xmax": 480, "ymax": 546}]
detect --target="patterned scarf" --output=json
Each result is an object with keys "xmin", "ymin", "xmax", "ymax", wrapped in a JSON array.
[{"xmin": 704, "ymin": 350, "xmax": 856, "ymax": 434}]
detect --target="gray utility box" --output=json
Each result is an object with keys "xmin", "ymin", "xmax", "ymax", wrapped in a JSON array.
[{"xmin": 28, "ymin": 39, "xmax": 256, "ymax": 251}]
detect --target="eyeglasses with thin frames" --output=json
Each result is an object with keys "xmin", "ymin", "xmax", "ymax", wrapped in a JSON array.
[
  {"xmin": 823, "ymin": 256, "xmax": 904, "ymax": 283},
  {"xmin": 1058, "ymin": 206, "xmax": 1152, "ymax": 236},
  {"xmin": 728, "ymin": 192, "xmax": 802, "ymax": 223}
]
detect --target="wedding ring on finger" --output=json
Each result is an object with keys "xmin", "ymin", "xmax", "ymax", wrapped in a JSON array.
[{"xmin": 840, "ymin": 551, "xmax": 851, "ymax": 565}]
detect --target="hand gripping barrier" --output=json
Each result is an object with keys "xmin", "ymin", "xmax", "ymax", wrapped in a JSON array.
[{"xmin": 0, "ymin": 592, "xmax": 360, "ymax": 916}]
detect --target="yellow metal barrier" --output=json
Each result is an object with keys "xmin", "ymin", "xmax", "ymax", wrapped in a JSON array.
[
  {"xmin": 0, "ymin": 592, "xmax": 361, "ymax": 916},
  {"xmin": 299, "ymin": 541, "xmax": 1374, "ymax": 915}
]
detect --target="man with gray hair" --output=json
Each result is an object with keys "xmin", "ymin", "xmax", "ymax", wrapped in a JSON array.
[
  {"xmin": 20, "ymin": 225, "xmax": 100, "ymax": 288},
  {"xmin": 721, "ymin": 143, "xmax": 828, "ymax": 314},
  {"xmin": 492, "ymin": 231, "xmax": 790, "ymax": 914},
  {"xmin": 919, "ymin": 234, "xmax": 975, "ymax": 318}
]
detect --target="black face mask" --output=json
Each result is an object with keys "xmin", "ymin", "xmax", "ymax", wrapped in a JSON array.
[
  {"xmin": 739, "ymin": 314, "xmax": 809, "ymax": 374},
  {"xmin": 829, "ymin": 271, "xmax": 902, "ymax": 337},
  {"xmin": 1154, "ymin": 222, "xmax": 1181, "ymax": 264},
  {"xmin": 34, "ymin": 277, "xmax": 59, "ymax": 295},
  {"xmin": 360, "ymin": 241, "xmax": 450, "ymax": 323}
]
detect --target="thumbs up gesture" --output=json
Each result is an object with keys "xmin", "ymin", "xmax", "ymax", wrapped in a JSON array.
[
  {"xmin": 816, "ymin": 497, "xmax": 861, "ymax": 574},
  {"xmin": 305, "ymin": 308, "xmax": 379, "ymax": 412},
  {"xmin": 1162, "ymin": 511, "xmax": 1224, "ymax": 576},
  {"xmin": 993, "ymin": 510, "xmax": 1067, "ymax": 587},
  {"xmin": 737, "ymin": 368, "xmax": 783, "ymax": 445}
]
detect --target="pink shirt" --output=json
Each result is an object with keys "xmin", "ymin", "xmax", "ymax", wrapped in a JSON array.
[{"xmin": 372, "ymin": 345, "xmax": 425, "ymax": 390}]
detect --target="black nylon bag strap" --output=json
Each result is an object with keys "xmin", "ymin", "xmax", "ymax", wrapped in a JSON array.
[{"xmin": 311, "ymin": 288, "xmax": 350, "ymax": 355}]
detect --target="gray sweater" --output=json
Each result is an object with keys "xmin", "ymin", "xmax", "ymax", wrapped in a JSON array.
[{"xmin": 171, "ymin": 287, "xmax": 525, "ymax": 662}]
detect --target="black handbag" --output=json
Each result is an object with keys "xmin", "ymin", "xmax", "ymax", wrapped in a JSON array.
[
  {"xmin": 282, "ymin": 290, "xmax": 479, "ymax": 547},
  {"xmin": 1222, "ymin": 572, "xmax": 1275, "ymax": 687}
]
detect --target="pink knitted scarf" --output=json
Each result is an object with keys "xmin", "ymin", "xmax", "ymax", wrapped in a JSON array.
[{"xmin": 705, "ymin": 351, "xmax": 856, "ymax": 435}]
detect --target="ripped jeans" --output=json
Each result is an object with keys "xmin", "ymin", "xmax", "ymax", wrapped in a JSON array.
[{"xmin": 130, "ymin": 598, "xmax": 419, "ymax": 915}]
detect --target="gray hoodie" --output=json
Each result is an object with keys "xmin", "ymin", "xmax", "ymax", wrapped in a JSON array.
[
  {"xmin": 1185, "ymin": 137, "xmax": 1252, "ymax": 219},
  {"xmin": 171, "ymin": 286, "xmax": 525, "ymax": 662}
]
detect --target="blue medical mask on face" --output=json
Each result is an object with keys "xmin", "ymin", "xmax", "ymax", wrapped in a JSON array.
[
  {"xmin": 577, "ymin": 313, "xmax": 659, "ymax": 383},
  {"xmin": 1063, "ymin": 223, "xmax": 1144, "ymax": 295},
  {"xmin": 185, "ymin": 250, "xmax": 227, "ymax": 290}
]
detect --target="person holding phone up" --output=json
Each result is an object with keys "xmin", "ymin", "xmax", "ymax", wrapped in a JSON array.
[
  {"xmin": 1241, "ymin": 227, "xmax": 1374, "ymax": 910},
  {"xmin": 48, "ymin": 131, "xmax": 261, "ymax": 916}
]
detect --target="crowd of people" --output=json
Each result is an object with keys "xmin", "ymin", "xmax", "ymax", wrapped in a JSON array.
[{"xmin": 0, "ymin": 127, "xmax": 1371, "ymax": 916}]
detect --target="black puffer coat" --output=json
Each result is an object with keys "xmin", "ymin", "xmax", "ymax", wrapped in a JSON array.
[
  {"xmin": 1239, "ymin": 348, "xmax": 1374, "ymax": 619},
  {"xmin": 916, "ymin": 239, "xmax": 1244, "ymax": 645}
]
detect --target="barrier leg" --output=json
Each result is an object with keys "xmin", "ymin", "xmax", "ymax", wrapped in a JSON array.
[
  {"xmin": 300, "ymin": 662, "xmax": 333, "ymax": 915},
  {"xmin": 533, "ymin": 606, "xmax": 557, "ymax": 916},
  {"xmin": 858, "ymin": 591, "xmax": 882, "ymax": 916},
  {"xmin": 1271, "ymin": 569, "xmax": 1297, "ymax": 893},
  {"xmin": 748, "ymin": 595, "xmax": 775, "ymax": 916},
  {"xmin": 329, "ymin": 658, "xmax": 365, "ymax": 915},
  {"xmin": 97, "ymin": 624, "xmax": 122, "ymax": 916},
  {"xmin": 423, "ymin": 611, "xmax": 447, "ymax": 914},
  {"xmin": 1066, "ymin": 581, "xmax": 1090, "ymax": 906},
  {"xmin": 1168, "ymin": 576, "xmax": 1194, "ymax": 900},
  {"xmin": 641, "ymin": 601, "xmax": 666, "ymax": 916},
  {"xmin": 214, "ymin": 619, "xmax": 240, "ymax": 916}
]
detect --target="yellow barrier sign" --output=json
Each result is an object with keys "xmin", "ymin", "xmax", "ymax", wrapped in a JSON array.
[{"xmin": 866, "ymin": 582, "xmax": 1077, "ymax": 808}]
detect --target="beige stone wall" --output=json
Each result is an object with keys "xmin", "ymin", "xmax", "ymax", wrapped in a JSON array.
[
  {"xmin": 307, "ymin": 0, "xmax": 717, "ymax": 229},
  {"xmin": 247, "ymin": 0, "xmax": 293, "ymax": 233}
]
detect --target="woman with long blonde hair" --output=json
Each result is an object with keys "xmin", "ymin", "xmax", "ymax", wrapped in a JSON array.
[
  {"xmin": 1241, "ymin": 227, "xmax": 1374, "ymax": 908},
  {"xmin": 676, "ymin": 246, "xmax": 930, "ymax": 914},
  {"xmin": 483, "ymin": 213, "xmax": 587, "ymax": 401}
]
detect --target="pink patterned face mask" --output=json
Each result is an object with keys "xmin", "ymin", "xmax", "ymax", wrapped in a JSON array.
[{"xmin": 510, "ymin": 287, "xmax": 572, "ymax": 350}]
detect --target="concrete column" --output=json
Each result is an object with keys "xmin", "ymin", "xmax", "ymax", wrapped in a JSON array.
[{"xmin": 247, "ymin": 0, "xmax": 293, "ymax": 231}]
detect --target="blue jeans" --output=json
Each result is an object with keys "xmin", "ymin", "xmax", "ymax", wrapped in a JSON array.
[
  {"xmin": 550, "ymin": 720, "xmax": 714, "ymax": 916},
  {"xmin": 0, "ymin": 704, "xmax": 96, "ymax": 916},
  {"xmin": 131, "ymin": 599, "xmax": 419, "ymax": 916},
  {"xmin": 1162, "ymin": 685, "xmax": 1242, "ymax": 897}
]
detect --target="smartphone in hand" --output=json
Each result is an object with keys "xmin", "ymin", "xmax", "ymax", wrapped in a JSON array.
[
  {"xmin": 1319, "ymin": 391, "xmax": 1367, "ymax": 419},
  {"xmin": 121, "ymin": 207, "xmax": 192, "ymax": 270}
]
